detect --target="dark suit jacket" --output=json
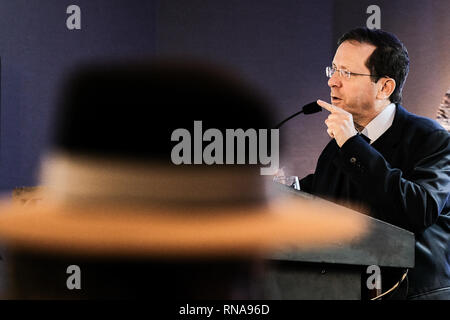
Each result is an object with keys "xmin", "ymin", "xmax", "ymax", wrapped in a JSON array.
[{"xmin": 300, "ymin": 104, "xmax": 450, "ymax": 299}]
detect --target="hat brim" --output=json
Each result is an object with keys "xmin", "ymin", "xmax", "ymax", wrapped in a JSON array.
[{"xmin": 0, "ymin": 194, "xmax": 368, "ymax": 258}]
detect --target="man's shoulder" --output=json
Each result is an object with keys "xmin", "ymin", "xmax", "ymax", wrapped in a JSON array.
[{"xmin": 397, "ymin": 105, "xmax": 448, "ymax": 137}]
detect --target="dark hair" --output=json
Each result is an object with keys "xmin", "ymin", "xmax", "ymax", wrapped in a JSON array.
[{"xmin": 338, "ymin": 27, "xmax": 409, "ymax": 104}]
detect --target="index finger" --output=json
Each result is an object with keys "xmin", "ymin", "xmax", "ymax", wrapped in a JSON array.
[{"xmin": 317, "ymin": 99, "xmax": 340, "ymax": 113}]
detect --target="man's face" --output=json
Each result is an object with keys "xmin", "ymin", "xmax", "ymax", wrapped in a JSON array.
[{"xmin": 328, "ymin": 40, "xmax": 379, "ymax": 125}]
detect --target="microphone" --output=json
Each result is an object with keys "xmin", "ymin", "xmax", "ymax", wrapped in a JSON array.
[{"xmin": 275, "ymin": 102, "xmax": 322, "ymax": 129}]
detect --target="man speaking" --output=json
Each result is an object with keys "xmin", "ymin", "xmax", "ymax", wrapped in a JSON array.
[{"xmin": 300, "ymin": 27, "xmax": 450, "ymax": 299}]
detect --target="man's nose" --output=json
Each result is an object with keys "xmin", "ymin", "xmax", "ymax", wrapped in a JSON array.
[{"xmin": 328, "ymin": 72, "xmax": 341, "ymax": 88}]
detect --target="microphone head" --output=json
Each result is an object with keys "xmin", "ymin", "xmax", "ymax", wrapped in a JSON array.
[{"xmin": 302, "ymin": 101, "xmax": 322, "ymax": 114}]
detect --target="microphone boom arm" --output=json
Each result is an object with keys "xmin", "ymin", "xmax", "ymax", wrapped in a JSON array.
[
  {"xmin": 274, "ymin": 102, "xmax": 322, "ymax": 129},
  {"xmin": 275, "ymin": 110, "xmax": 304, "ymax": 129}
]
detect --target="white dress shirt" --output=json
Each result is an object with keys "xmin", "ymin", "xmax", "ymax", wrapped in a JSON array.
[{"xmin": 360, "ymin": 103, "xmax": 396, "ymax": 144}]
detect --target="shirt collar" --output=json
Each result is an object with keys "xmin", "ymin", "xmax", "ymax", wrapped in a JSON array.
[{"xmin": 360, "ymin": 103, "xmax": 396, "ymax": 144}]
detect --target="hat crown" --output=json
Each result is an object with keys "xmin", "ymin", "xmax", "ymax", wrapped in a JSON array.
[{"xmin": 53, "ymin": 60, "xmax": 274, "ymax": 164}]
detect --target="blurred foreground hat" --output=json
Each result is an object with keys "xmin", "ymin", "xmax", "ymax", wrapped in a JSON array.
[{"xmin": 0, "ymin": 59, "xmax": 367, "ymax": 258}]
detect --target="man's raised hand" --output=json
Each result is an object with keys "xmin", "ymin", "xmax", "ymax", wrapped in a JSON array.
[{"xmin": 317, "ymin": 99, "xmax": 358, "ymax": 147}]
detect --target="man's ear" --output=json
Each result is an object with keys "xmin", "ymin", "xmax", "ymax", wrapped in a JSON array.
[{"xmin": 377, "ymin": 78, "xmax": 396, "ymax": 100}]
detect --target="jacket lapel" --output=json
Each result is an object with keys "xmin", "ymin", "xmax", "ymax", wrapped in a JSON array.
[{"xmin": 371, "ymin": 104, "xmax": 408, "ymax": 152}]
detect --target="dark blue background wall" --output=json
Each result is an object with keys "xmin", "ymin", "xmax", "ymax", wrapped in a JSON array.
[
  {"xmin": 0, "ymin": 0, "xmax": 448, "ymax": 193},
  {"xmin": 0, "ymin": 0, "xmax": 156, "ymax": 191}
]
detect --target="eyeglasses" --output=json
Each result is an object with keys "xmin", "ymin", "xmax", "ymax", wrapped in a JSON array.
[{"xmin": 325, "ymin": 66, "xmax": 376, "ymax": 79}]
